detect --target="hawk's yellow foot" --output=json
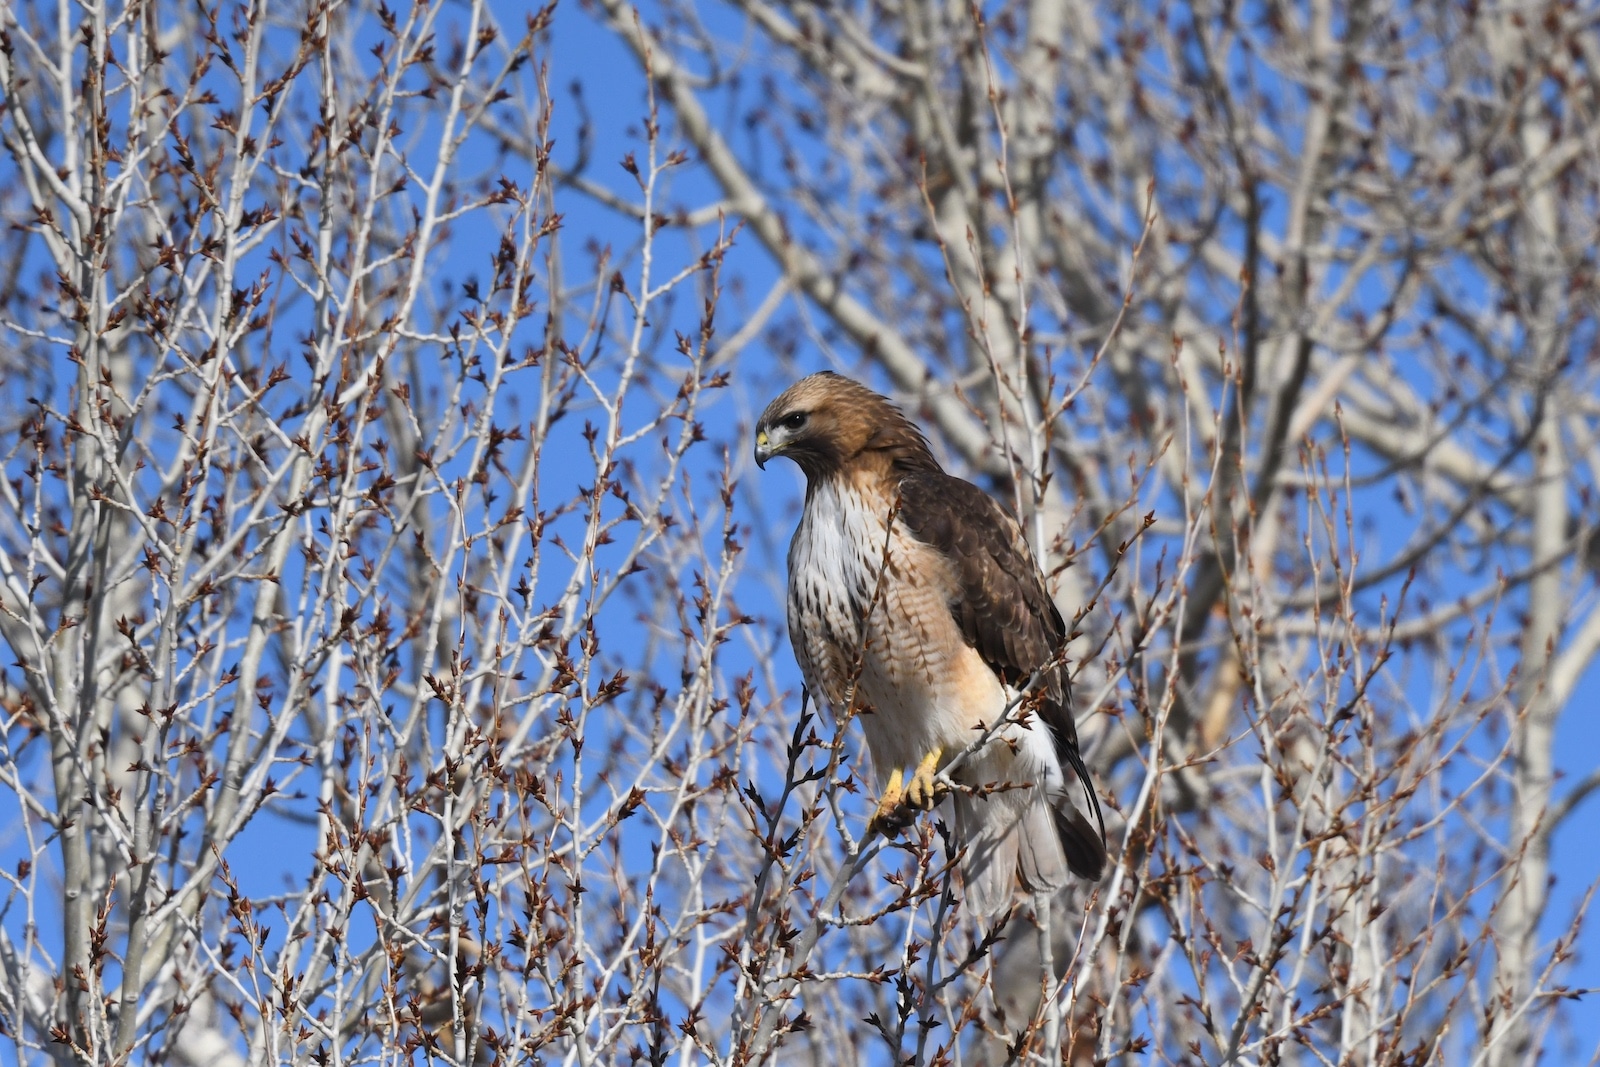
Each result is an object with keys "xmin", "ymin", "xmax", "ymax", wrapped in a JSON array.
[
  {"xmin": 867, "ymin": 768, "xmax": 907, "ymax": 834},
  {"xmin": 904, "ymin": 748, "xmax": 946, "ymax": 810}
]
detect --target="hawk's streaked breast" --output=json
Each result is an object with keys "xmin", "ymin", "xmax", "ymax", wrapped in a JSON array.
[{"xmin": 787, "ymin": 475, "xmax": 1008, "ymax": 780}]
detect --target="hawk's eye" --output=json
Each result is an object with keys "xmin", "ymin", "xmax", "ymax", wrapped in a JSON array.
[{"xmin": 781, "ymin": 411, "xmax": 808, "ymax": 431}]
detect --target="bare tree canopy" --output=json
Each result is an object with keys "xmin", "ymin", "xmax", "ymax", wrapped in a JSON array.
[{"xmin": 0, "ymin": 0, "xmax": 1596, "ymax": 1063}]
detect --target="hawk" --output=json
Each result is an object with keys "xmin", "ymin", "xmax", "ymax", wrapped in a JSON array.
[{"xmin": 755, "ymin": 372, "xmax": 1106, "ymax": 915}]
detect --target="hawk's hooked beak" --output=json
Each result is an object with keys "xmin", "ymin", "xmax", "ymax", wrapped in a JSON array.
[{"xmin": 754, "ymin": 428, "xmax": 773, "ymax": 470}]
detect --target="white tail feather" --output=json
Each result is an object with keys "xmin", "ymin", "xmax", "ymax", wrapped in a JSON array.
[{"xmin": 952, "ymin": 790, "xmax": 1070, "ymax": 915}]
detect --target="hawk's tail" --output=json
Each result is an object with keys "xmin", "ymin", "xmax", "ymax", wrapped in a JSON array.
[
  {"xmin": 952, "ymin": 790, "xmax": 1106, "ymax": 916},
  {"xmin": 1049, "ymin": 796, "xmax": 1108, "ymax": 880}
]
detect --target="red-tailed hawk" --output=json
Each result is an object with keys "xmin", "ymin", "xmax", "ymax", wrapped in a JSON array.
[{"xmin": 755, "ymin": 373, "xmax": 1106, "ymax": 914}]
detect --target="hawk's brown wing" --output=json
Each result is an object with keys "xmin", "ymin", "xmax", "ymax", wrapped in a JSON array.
[{"xmin": 897, "ymin": 470, "xmax": 1104, "ymax": 840}]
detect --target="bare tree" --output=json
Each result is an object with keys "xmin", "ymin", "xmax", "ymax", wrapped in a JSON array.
[{"xmin": 0, "ymin": 0, "xmax": 1596, "ymax": 1064}]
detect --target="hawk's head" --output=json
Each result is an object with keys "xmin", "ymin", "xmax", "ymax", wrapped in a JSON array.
[{"xmin": 754, "ymin": 372, "xmax": 934, "ymax": 479}]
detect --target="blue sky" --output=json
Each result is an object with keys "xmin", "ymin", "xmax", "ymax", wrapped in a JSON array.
[
  {"xmin": 535, "ymin": 2, "xmax": 1600, "ymax": 1057},
  {"xmin": 0, "ymin": 0, "xmax": 1596, "ymax": 1061}
]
